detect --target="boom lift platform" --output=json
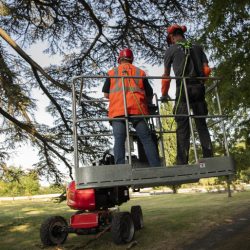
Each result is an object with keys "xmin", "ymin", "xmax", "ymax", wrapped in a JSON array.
[{"xmin": 40, "ymin": 75, "xmax": 235, "ymax": 246}]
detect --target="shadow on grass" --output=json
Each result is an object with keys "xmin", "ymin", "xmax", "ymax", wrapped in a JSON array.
[{"xmin": 0, "ymin": 191, "xmax": 249, "ymax": 250}]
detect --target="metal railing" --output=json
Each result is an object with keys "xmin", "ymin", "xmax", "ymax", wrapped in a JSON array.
[{"xmin": 72, "ymin": 75, "xmax": 229, "ymax": 171}]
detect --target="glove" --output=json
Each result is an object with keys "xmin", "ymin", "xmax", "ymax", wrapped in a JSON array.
[
  {"xmin": 160, "ymin": 95, "xmax": 170, "ymax": 103},
  {"xmin": 203, "ymin": 65, "xmax": 212, "ymax": 77},
  {"xmin": 161, "ymin": 78, "xmax": 171, "ymax": 96}
]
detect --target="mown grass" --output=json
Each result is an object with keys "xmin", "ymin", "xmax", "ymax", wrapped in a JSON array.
[{"xmin": 0, "ymin": 191, "xmax": 249, "ymax": 250}]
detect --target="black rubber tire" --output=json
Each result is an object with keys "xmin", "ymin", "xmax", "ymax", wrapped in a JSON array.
[
  {"xmin": 40, "ymin": 216, "xmax": 68, "ymax": 246},
  {"xmin": 131, "ymin": 205, "xmax": 143, "ymax": 230},
  {"xmin": 111, "ymin": 212, "xmax": 135, "ymax": 245}
]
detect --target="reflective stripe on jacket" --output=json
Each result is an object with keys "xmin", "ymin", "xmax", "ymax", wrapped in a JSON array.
[{"xmin": 108, "ymin": 63, "xmax": 148, "ymax": 118}]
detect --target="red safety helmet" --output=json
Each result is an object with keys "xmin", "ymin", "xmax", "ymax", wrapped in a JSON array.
[
  {"xmin": 167, "ymin": 24, "xmax": 187, "ymax": 35},
  {"xmin": 118, "ymin": 48, "xmax": 134, "ymax": 64}
]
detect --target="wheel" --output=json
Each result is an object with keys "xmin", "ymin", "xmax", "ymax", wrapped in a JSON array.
[
  {"xmin": 131, "ymin": 205, "xmax": 143, "ymax": 230},
  {"xmin": 111, "ymin": 212, "xmax": 135, "ymax": 245},
  {"xmin": 40, "ymin": 216, "xmax": 68, "ymax": 246}
]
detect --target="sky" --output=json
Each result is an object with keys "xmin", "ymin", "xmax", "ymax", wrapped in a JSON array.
[
  {"xmin": 5, "ymin": 42, "xmax": 176, "ymax": 184},
  {"xmin": 6, "ymin": 43, "xmax": 61, "ymax": 171}
]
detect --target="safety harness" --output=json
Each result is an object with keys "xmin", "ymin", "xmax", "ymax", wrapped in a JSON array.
[
  {"xmin": 173, "ymin": 40, "xmax": 192, "ymax": 115},
  {"xmin": 167, "ymin": 40, "xmax": 193, "ymax": 131}
]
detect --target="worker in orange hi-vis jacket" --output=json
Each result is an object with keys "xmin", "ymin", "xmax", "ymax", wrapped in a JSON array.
[
  {"xmin": 102, "ymin": 48, "xmax": 160, "ymax": 167},
  {"xmin": 161, "ymin": 24, "xmax": 213, "ymax": 165}
]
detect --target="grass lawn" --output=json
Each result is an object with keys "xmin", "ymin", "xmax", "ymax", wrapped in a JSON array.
[{"xmin": 0, "ymin": 191, "xmax": 249, "ymax": 250}]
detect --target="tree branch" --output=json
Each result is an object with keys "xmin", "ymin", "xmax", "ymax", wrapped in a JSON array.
[
  {"xmin": 0, "ymin": 27, "xmax": 71, "ymax": 92},
  {"xmin": 0, "ymin": 105, "xmax": 73, "ymax": 179},
  {"xmin": 32, "ymin": 67, "xmax": 72, "ymax": 133},
  {"xmin": 77, "ymin": 0, "xmax": 103, "ymax": 63},
  {"xmin": 0, "ymin": 106, "xmax": 72, "ymax": 153}
]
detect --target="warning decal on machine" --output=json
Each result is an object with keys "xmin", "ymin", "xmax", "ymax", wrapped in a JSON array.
[{"xmin": 199, "ymin": 162, "xmax": 206, "ymax": 168}]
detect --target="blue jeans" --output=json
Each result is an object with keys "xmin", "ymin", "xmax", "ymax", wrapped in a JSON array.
[{"xmin": 112, "ymin": 118, "xmax": 161, "ymax": 167}]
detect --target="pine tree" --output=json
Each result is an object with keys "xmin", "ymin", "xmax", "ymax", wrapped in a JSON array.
[{"xmin": 0, "ymin": 0, "xmax": 196, "ymax": 182}]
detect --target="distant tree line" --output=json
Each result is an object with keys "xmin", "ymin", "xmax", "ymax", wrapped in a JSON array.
[
  {"xmin": 0, "ymin": 164, "xmax": 249, "ymax": 197},
  {"xmin": 0, "ymin": 165, "xmax": 65, "ymax": 196}
]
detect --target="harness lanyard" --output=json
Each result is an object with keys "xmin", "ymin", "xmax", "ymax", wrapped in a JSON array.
[
  {"xmin": 174, "ymin": 41, "xmax": 191, "ymax": 115},
  {"xmin": 168, "ymin": 41, "xmax": 191, "ymax": 131}
]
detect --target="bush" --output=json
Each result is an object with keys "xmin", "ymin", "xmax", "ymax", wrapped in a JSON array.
[
  {"xmin": 0, "ymin": 165, "xmax": 40, "ymax": 196},
  {"xmin": 39, "ymin": 183, "xmax": 66, "ymax": 195}
]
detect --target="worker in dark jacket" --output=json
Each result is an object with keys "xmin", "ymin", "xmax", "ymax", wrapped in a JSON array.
[
  {"xmin": 161, "ymin": 24, "xmax": 213, "ymax": 165},
  {"xmin": 103, "ymin": 48, "xmax": 160, "ymax": 167}
]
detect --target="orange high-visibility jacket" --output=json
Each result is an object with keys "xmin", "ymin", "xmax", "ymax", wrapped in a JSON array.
[{"xmin": 107, "ymin": 63, "xmax": 149, "ymax": 118}]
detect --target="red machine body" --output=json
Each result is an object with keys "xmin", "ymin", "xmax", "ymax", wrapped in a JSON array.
[
  {"xmin": 67, "ymin": 181, "xmax": 96, "ymax": 211},
  {"xmin": 66, "ymin": 181, "xmax": 130, "ymax": 230},
  {"xmin": 70, "ymin": 212, "xmax": 99, "ymax": 229}
]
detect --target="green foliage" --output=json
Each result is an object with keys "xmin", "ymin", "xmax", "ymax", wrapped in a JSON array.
[
  {"xmin": 168, "ymin": 184, "xmax": 182, "ymax": 194},
  {"xmin": 160, "ymin": 102, "xmax": 181, "ymax": 192},
  {"xmin": 231, "ymin": 143, "xmax": 250, "ymax": 182},
  {"xmin": 160, "ymin": 102, "xmax": 176, "ymax": 165},
  {"xmin": 197, "ymin": 0, "xmax": 250, "ymax": 177},
  {"xmin": 39, "ymin": 183, "xmax": 66, "ymax": 195},
  {"xmin": 0, "ymin": 165, "xmax": 40, "ymax": 196},
  {"xmin": 240, "ymin": 168, "xmax": 250, "ymax": 183},
  {"xmin": 21, "ymin": 171, "xmax": 40, "ymax": 195},
  {"xmin": 0, "ymin": 2, "xmax": 11, "ymax": 16},
  {"xmin": 199, "ymin": 177, "xmax": 226, "ymax": 193}
]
